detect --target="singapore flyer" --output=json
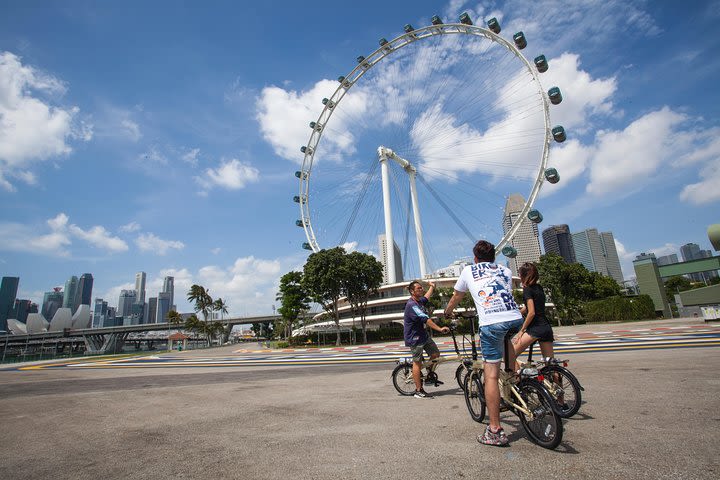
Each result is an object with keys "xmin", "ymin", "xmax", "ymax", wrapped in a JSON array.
[{"xmin": 296, "ymin": 12, "xmax": 564, "ymax": 280}]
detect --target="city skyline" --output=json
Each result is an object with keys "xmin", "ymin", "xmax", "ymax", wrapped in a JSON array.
[{"xmin": 1, "ymin": 1, "xmax": 719, "ymax": 316}]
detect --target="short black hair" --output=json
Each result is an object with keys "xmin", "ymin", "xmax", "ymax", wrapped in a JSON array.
[
  {"xmin": 407, "ymin": 280, "xmax": 421, "ymax": 292},
  {"xmin": 473, "ymin": 240, "xmax": 495, "ymax": 262}
]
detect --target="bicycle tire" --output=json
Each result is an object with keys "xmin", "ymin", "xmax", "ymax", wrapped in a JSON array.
[
  {"xmin": 517, "ymin": 378, "xmax": 563, "ymax": 449},
  {"xmin": 455, "ymin": 363, "xmax": 469, "ymax": 391},
  {"xmin": 463, "ymin": 371, "xmax": 486, "ymax": 423},
  {"xmin": 541, "ymin": 364, "xmax": 582, "ymax": 418},
  {"xmin": 391, "ymin": 363, "xmax": 416, "ymax": 396}
]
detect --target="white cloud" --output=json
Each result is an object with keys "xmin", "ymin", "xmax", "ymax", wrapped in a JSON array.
[
  {"xmin": 256, "ymin": 80, "xmax": 366, "ymax": 163},
  {"xmin": 341, "ymin": 241, "xmax": 358, "ymax": 252},
  {"xmin": 68, "ymin": 224, "xmax": 128, "ymax": 252},
  {"xmin": 195, "ymin": 158, "xmax": 260, "ymax": 192},
  {"xmin": 211, "ymin": 247, "xmax": 221, "ymax": 255},
  {"xmin": 181, "ymin": 148, "xmax": 200, "ymax": 166},
  {"xmin": 539, "ymin": 53, "xmax": 617, "ymax": 134},
  {"xmin": 0, "ymin": 52, "xmax": 92, "ymax": 191},
  {"xmin": 119, "ymin": 222, "xmax": 141, "ymax": 233},
  {"xmin": 120, "ymin": 119, "xmax": 141, "ymax": 142},
  {"xmin": 135, "ymin": 233, "xmax": 185, "ymax": 255},
  {"xmin": 677, "ymin": 131, "xmax": 720, "ymax": 204},
  {"xmin": 540, "ymin": 139, "xmax": 593, "ymax": 197},
  {"xmin": 586, "ymin": 107, "xmax": 687, "ymax": 196},
  {"xmin": 0, "ymin": 213, "xmax": 71, "ymax": 256}
]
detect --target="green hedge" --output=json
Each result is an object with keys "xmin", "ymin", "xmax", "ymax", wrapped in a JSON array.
[{"xmin": 581, "ymin": 295, "xmax": 656, "ymax": 323}]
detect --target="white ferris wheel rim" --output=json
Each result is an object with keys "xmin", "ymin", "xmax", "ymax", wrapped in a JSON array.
[{"xmin": 298, "ymin": 21, "xmax": 552, "ymax": 255}]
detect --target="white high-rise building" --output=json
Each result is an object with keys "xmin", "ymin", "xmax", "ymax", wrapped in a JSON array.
[
  {"xmin": 502, "ymin": 193, "xmax": 541, "ymax": 276},
  {"xmin": 378, "ymin": 234, "xmax": 403, "ymax": 284},
  {"xmin": 600, "ymin": 231, "xmax": 624, "ymax": 283},
  {"xmin": 135, "ymin": 271, "xmax": 146, "ymax": 305},
  {"xmin": 572, "ymin": 228, "xmax": 624, "ymax": 283}
]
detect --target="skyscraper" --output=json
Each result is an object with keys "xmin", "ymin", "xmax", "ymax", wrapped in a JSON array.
[
  {"xmin": 11, "ymin": 299, "xmax": 37, "ymax": 324},
  {"xmin": 680, "ymin": 243, "xmax": 701, "ymax": 262},
  {"xmin": 378, "ymin": 234, "xmax": 403, "ymax": 284},
  {"xmin": 0, "ymin": 277, "xmax": 20, "ymax": 332},
  {"xmin": 135, "ymin": 271, "xmax": 147, "ymax": 305},
  {"xmin": 62, "ymin": 276, "xmax": 78, "ymax": 310},
  {"xmin": 93, "ymin": 298, "xmax": 108, "ymax": 328},
  {"xmin": 73, "ymin": 273, "xmax": 94, "ymax": 313},
  {"xmin": 572, "ymin": 228, "xmax": 624, "ymax": 283},
  {"xmin": 600, "ymin": 231, "xmax": 624, "ymax": 284},
  {"xmin": 117, "ymin": 290, "xmax": 136, "ymax": 317},
  {"xmin": 656, "ymin": 254, "xmax": 678, "ymax": 266},
  {"xmin": 147, "ymin": 297, "xmax": 158, "ymax": 324},
  {"xmin": 502, "ymin": 194, "xmax": 542, "ymax": 277},
  {"xmin": 162, "ymin": 276, "xmax": 174, "ymax": 311},
  {"xmin": 42, "ymin": 288, "xmax": 64, "ymax": 321},
  {"xmin": 541, "ymin": 225, "xmax": 576, "ymax": 264},
  {"xmin": 157, "ymin": 291, "xmax": 172, "ymax": 323}
]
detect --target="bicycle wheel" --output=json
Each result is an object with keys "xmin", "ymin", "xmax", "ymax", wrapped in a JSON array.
[
  {"xmin": 541, "ymin": 365, "xmax": 582, "ymax": 418},
  {"xmin": 517, "ymin": 378, "xmax": 563, "ymax": 449},
  {"xmin": 463, "ymin": 371, "xmax": 486, "ymax": 423},
  {"xmin": 455, "ymin": 363, "xmax": 469, "ymax": 391},
  {"xmin": 391, "ymin": 363, "xmax": 416, "ymax": 396}
]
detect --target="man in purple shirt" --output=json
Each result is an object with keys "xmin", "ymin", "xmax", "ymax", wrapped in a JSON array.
[{"xmin": 403, "ymin": 280, "xmax": 449, "ymax": 398}]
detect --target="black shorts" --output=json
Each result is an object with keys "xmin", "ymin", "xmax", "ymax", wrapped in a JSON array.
[{"xmin": 526, "ymin": 320, "xmax": 554, "ymax": 342}]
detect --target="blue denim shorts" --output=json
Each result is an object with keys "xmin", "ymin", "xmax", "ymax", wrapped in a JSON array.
[{"xmin": 480, "ymin": 319, "xmax": 524, "ymax": 363}]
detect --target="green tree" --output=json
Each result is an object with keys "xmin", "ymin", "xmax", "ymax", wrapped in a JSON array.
[
  {"xmin": 167, "ymin": 310, "xmax": 183, "ymax": 328},
  {"xmin": 184, "ymin": 314, "xmax": 201, "ymax": 343},
  {"xmin": 276, "ymin": 271, "xmax": 310, "ymax": 339},
  {"xmin": 341, "ymin": 251, "xmax": 383, "ymax": 344},
  {"xmin": 187, "ymin": 285, "xmax": 213, "ymax": 323},
  {"xmin": 213, "ymin": 297, "xmax": 230, "ymax": 342},
  {"xmin": 537, "ymin": 254, "xmax": 586, "ymax": 325},
  {"xmin": 664, "ymin": 275, "xmax": 693, "ymax": 303},
  {"xmin": 303, "ymin": 247, "xmax": 347, "ymax": 346}
]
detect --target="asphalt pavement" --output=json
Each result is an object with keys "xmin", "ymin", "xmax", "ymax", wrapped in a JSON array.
[{"xmin": 0, "ymin": 318, "xmax": 718, "ymax": 479}]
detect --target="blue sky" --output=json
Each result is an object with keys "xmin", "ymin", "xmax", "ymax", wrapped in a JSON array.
[{"xmin": 1, "ymin": 0, "xmax": 719, "ymax": 316}]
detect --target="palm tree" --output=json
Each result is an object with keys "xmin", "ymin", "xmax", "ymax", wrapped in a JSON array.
[
  {"xmin": 213, "ymin": 298, "xmax": 230, "ymax": 343},
  {"xmin": 187, "ymin": 285, "xmax": 213, "ymax": 323}
]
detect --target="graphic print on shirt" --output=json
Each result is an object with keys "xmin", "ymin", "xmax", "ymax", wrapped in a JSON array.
[{"xmin": 470, "ymin": 263, "xmax": 518, "ymax": 315}]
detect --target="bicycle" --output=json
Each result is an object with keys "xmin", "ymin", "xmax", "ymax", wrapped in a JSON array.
[
  {"xmin": 518, "ymin": 340, "xmax": 584, "ymax": 418},
  {"xmin": 463, "ymin": 329, "xmax": 564, "ymax": 449},
  {"xmin": 391, "ymin": 321, "xmax": 469, "ymax": 395}
]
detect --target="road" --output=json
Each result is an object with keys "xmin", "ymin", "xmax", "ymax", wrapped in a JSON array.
[{"xmin": 0, "ymin": 318, "xmax": 718, "ymax": 479}]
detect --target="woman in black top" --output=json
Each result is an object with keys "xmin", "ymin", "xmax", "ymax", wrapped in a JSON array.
[{"xmin": 513, "ymin": 262, "xmax": 555, "ymax": 363}]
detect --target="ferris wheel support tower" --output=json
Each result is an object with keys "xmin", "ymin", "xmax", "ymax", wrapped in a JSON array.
[{"xmin": 378, "ymin": 146, "xmax": 428, "ymax": 282}]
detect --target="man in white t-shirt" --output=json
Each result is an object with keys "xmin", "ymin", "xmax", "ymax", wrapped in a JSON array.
[{"xmin": 444, "ymin": 240, "xmax": 523, "ymax": 447}]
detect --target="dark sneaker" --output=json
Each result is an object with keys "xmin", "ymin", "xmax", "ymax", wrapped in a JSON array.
[
  {"xmin": 477, "ymin": 426, "xmax": 509, "ymax": 446},
  {"xmin": 413, "ymin": 389, "xmax": 433, "ymax": 398},
  {"xmin": 424, "ymin": 379, "xmax": 444, "ymax": 387}
]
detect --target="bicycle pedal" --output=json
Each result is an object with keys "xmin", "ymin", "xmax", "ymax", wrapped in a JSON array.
[{"xmin": 499, "ymin": 400, "xmax": 510, "ymax": 412}]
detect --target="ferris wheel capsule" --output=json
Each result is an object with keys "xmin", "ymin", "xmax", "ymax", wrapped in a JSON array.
[
  {"xmin": 487, "ymin": 17, "xmax": 501, "ymax": 34},
  {"xmin": 295, "ymin": 220, "xmax": 304, "ymax": 227},
  {"xmin": 544, "ymin": 168, "xmax": 560, "ymax": 184},
  {"xmin": 513, "ymin": 32, "xmax": 527, "ymax": 50},
  {"xmin": 534, "ymin": 55, "xmax": 548, "ymax": 73},
  {"xmin": 502, "ymin": 245, "xmax": 518, "ymax": 258},
  {"xmin": 459, "ymin": 12, "xmax": 473, "ymax": 25},
  {"xmin": 552, "ymin": 126, "xmax": 566, "ymax": 143},
  {"xmin": 528, "ymin": 209, "xmax": 543, "ymax": 223},
  {"xmin": 548, "ymin": 87, "xmax": 563, "ymax": 105},
  {"xmin": 302, "ymin": 243, "xmax": 313, "ymax": 250},
  {"xmin": 431, "ymin": 15, "xmax": 443, "ymax": 25}
]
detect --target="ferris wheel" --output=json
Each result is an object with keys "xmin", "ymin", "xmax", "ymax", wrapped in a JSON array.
[{"xmin": 294, "ymin": 13, "xmax": 565, "ymax": 280}]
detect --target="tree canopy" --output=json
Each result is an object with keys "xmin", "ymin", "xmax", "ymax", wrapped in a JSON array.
[{"xmin": 302, "ymin": 247, "xmax": 348, "ymax": 345}]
